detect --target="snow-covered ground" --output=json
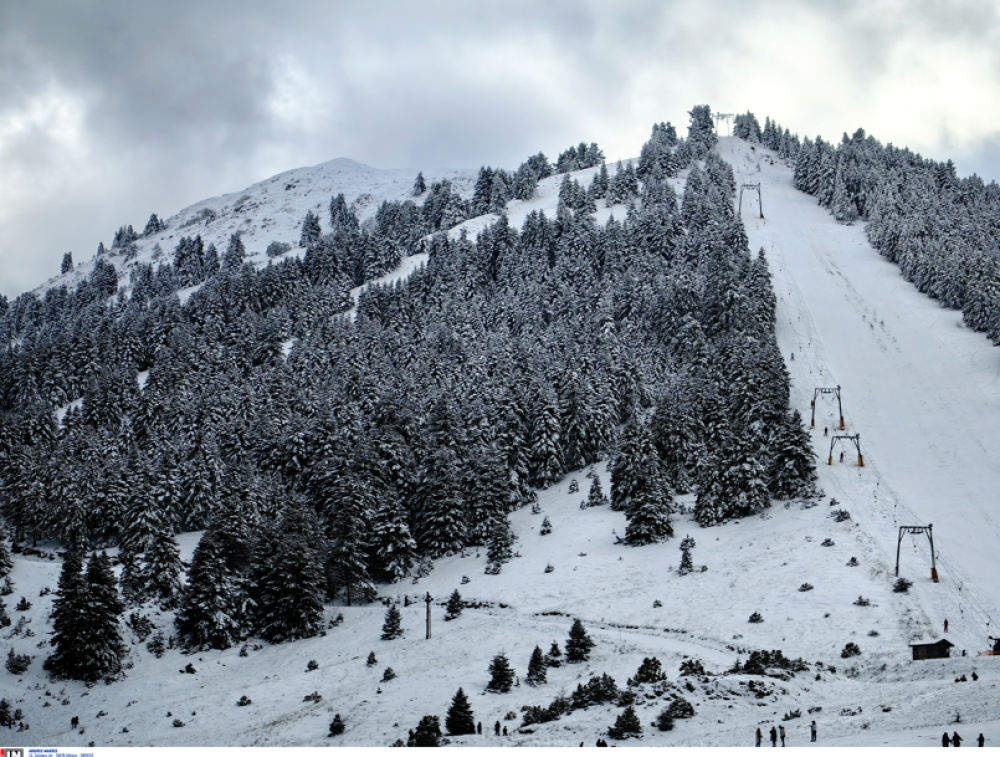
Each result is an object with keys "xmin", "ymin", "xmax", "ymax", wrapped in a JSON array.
[{"xmin": 6, "ymin": 138, "xmax": 1000, "ymax": 748}]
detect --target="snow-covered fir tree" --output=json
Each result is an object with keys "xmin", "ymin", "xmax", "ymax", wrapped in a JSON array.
[{"xmin": 445, "ymin": 687, "xmax": 476, "ymax": 735}]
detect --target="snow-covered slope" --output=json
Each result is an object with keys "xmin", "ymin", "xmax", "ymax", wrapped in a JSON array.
[
  {"xmin": 720, "ymin": 136, "xmax": 1000, "ymax": 654},
  {"xmin": 6, "ymin": 139, "xmax": 1000, "ymax": 749},
  {"xmin": 34, "ymin": 158, "xmax": 476, "ymax": 298}
]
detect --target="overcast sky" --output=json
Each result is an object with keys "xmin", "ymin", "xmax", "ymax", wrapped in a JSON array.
[{"xmin": 2, "ymin": 0, "xmax": 1000, "ymax": 298}]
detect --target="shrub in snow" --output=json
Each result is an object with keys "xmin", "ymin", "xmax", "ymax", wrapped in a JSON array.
[
  {"xmin": 266, "ymin": 241, "xmax": 292, "ymax": 258},
  {"xmin": 783, "ymin": 708, "xmax": 801, "ymax": 721},
  {"xmin": 184, "ymin": 663, "xmax": 197, "ymax": 674},
  {"xmin": 666, "ymin": 696, "xmax": 695, "ymax": 719},
  {"xmin": 407, "ymin": 715, "xmax": 442, "ymax": 747},
  {"xmin": 571, "ymin": 674, "xmax": 619, "ymax": 708},
  {"xmin": 748, "ymin": 611, "xmax": 764, "ymax": 623},
  {"xmin": 461, "ymin": 575, "xmax": 470, "ymax": 584},
  {"xmin": 678, "ymin": 535, "xmax": 696, "ymax": 576},
  {"xmin": 654, "ymin": 708, "xmax": 675, "ymax": 731},
  {"xmin": 678, "ymin": 658, "xmax": 706, "ymax": 677},
  {"xmin": 128, "ymin": 612, "xmax": 154, "ymax": 641},
  {"xmin": 306, "ymin": 660, "xmax": 319, "ymax": 672},
  {"xmin": 445, "ymin": 590, "xmax": 463, "ymax": 621},
  {"xmin": 831, "ymin": 509, "xmax": 852, "ymax": 522},
  {"xmin": 799, "ymin": 583, "xmax": 814, "ymax": 592},
  {"xmin": 15, "ymin": 597, "xmax": 30, "ymax": 612},
  {"xmin": 608, "ymin": 704, "xmax": 642, "ymax": 740},
  {"xmin": 821, "ymin": 538, "xmax": 835, "ymax": 547},
  {"xmin": 868, "ymin": 630, "xmax": 880, "ymax": 637},
  {"xmin": 841, "ymin": 642, "xmax": 861, "ymax": 658},
  {"xmin": 847, "ymin": 557, "xmax": 859, "ymax": 567},
  {"xmin": 853, "ymin": 596, "xmax": 870, "ymax": 606},
  {"xmin": 173, "ymin": 719, "xmax": 185, "ymax": 728},
  {"xmin": 6, "ymin": 648, "xmax": 31, "ymax": 675},
  {"xmin": 893, "ymin": 577, "xmax": 913, "ymax": 593},
  {"xmin": 487, "ymin": 653, "xmax": 515, "ymax": 693},
  {"xmin": 1, "ymin": 577, "xmax": 14, "ymax": 595},
  {"xmin": 653, "ymin": 599, "xmax": 662, "ymax": 608},
  {"xmin": 544, "ymin": 564, "xmax": 554, "ymax": 573},
  {"xmin": 0, "ymin": 598, "xmax": 10, "ymax": 628},
  {"xmin": 329, "ymin": 613, "xmax": 344, "ymax": 627},
  {"xmin": 445, "ymin": 688, "xmax": 476, "ymax": 735},
  {"xmin": 328, "ymin": 714, "xmax": 345, "ymax": 736},
  {"xmin": 628, "ymin": 656, "xmax": 667, "ymax": 685},
  {"xmin": 367, "ymin": 651, "xmax": 377, "ymax": 666},
  {"xmin": 382, "ymin": 667, "xmax": 396, "ymax": 682},
  {"xmin": 569, "ymin": 479, "xmax": 579, "ymax": 493},
  {"xmin": 303, "ymin": 691, "xmax": 322, "ymax": 703},
  {"xmin": 237, "ymin": 695, "xmax": 251, "ymax": 706},
  {"xmin": 540, "ymin": 516, "xmax": 552, "ymax": 535}
]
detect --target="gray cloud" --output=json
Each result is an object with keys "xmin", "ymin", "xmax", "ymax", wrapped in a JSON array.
[{"xmin": 3, "ymin": 0, "xmax": 1000, "ymax": 297}]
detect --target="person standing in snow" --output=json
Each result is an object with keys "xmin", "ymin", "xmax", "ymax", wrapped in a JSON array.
[
  {"xmin": 824, "ymin": 427, "xmax": 828, "ymax": 436},
  {"xmin": 756, "ymin": 727, "xmax": 762, "ymax": 747},
  {"xmin": 477, "ymin": 722, "xmax": 482, "ymax": 735},
  {"xmin": 810, "ymin": 721, "xmax": 817, "ymax": 742},
  {"xmin": 770, "ymin": 726, "xmax": 778, "ymax": 746},
  {"xmin": 944, "ymin": 619, "xmax": 949, "ymax": 632},
  {"xmin": 977, "ymin": 733, "xmax": 985, "ymax": 747},
  {"xmin": 953, "ymin": 731, "xmax": 963, "ymax": 747},
  {"xmin": 495, "ymin": 721, "xmax": 501, "ymax": 736},
  {"xmin": 779, "ymin": 724, "xmax": 786, "ymax": 746},
  {"xmin": 943, "ymin": 732, "xmax": 951, "ymax": 747}
]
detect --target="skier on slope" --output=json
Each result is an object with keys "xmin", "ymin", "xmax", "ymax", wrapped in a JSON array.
[{"xmin": 953, "ymin": 732, "xmax": 963, "ymax": 747}]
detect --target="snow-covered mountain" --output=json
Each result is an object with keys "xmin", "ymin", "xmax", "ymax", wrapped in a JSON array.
[{"xmin": 3, "ymin": 132, "xmax": 1000, "ymax": 749}]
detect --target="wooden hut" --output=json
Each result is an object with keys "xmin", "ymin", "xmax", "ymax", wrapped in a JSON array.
[{"xmin": 909, "ymin": 638, "xmax": 954, "ymax": 660}]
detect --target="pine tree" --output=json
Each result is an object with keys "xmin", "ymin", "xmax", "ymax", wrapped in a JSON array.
[
  {"xmin": 252, "ymin": 506, "xmax": 326, "ymax": 642},
  {"xmin": 142, "ymin": 525, "xmax": 183, "ymax": 608},
  {"xmin": 608, "ymin": 705, "xmax": 642, "ymax": 740},
  {"xmin": 328, "ymin": 713, "xmax": 346, "ymax": 736},
  {"xmin": 382, "ymin": 605, "xmax": 403, "ymax": 640},
  {"xmin": 300, "ymin": 210, "xmax": 322, "ymax": 249},
  {"xmin": 678, "ymin": 535, "xmax": 695, "ymax": 576},
  {"xmin": 612, "ymin": 417, "xmax": 674, "ymax": 545},
  {"xmin": 44, "ymin": 551, "xmax": 88, "ymax": 679},
  {"xmin": 408, "ymin": 715, "xmax": 442, "ymax": 747},
  {"xmin": 565, "ymin": 618, "xmax": 595, "ymax": 662},
  {"xmin": 371, "ymin": 493, "xmax": 417, "ymax": 583},
  {"xmin": 485, "ymin": 519, "xmax": 514, "ymax": 573},
  {"xmin": 526, "ymin": 645, "xmax": 547, "ymax": 685},
  {"xmin": 545, "ymin": 641, "xmax": 563, "ymax": 667},
  {"xmin": 0, "ymin": 536, "xmax": 11, "ymax": 577},
  {"xmin": 325, "ymin": 475, "xmax": 375, "ymax": 606},
  {"xmin": 77, "ymin": 552, "xmax": 127, "ymax": 681},
  {"xmin": 487, "ymin": 652, "xmax": 514, "ymax": 692},
  {"xmin": 445, "ymin": 687, "xmax": 476, "ymax": 735},
  {"xmin": 412, "ymin": 172, "xmax": 427, "ymax": 196},
  {"xmin": 61, "ymin": 252, "xmax": 73, "ymax": 274},
  {"xmin": 222, "ymin": 233, "xmax": 246, "ymax": 271},
  {"xmin": 445, "ymin": 589, "xmax": 463, "ymax": 621},
  {"xmin": 768, "ymin": 410, "xmax": 820, "ymax": 500},
  {"xmin": 0, "ymin": 596, "xmax": 9, "ymax": 628},
  {"xmin": 175, "ymin": 530, "xmax": 243, "ymax": 651},
  {"xmin": 586, "ymin": 475, "xmax": 607, "ymax": 507}
]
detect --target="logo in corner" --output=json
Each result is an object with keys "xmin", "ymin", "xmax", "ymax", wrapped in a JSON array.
[{"xmin": 4, "ymin": 749, "xmax": 26, "ymax": 757}]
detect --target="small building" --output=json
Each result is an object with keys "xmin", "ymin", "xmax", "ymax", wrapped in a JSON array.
[{"xmin": 909, "ymin": 638, "xmax": 954, "ymax": 660}]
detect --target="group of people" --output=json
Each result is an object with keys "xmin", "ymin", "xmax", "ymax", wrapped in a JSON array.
[
  {"xmin": 755, "ymin": 721, "xmax": 817, "ymax": 746},
  {"xmin": 943, "ymin": 731, "xmax": 986, "ymax": 747}
]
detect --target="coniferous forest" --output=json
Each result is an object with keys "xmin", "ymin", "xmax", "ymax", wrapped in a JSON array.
[{"xmin": 0, "ymin": 105, "xmax": 818, "ymax": 674}]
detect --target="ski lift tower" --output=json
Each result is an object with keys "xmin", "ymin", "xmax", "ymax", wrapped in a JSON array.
[
  {"xmin": 739, "ymin": 183, "xmax": 764, "ymax": 219},
  {"xmin": 895, "ymin": 524, "xmax": 938, "ymax": 582},
  {"xmin": 714, "ymin": 112, "xmax": 734, "ymax": 136},
  {"xmin": 810, "ymin": 385, "xmax": 844, "ymax": 429},
  {"xmin": 828, "ymin": 433, "xmax": 863, "ymax": 467}
]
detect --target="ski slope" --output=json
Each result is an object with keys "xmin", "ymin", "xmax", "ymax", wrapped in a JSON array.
[{"xmin": 720, "ymin": 136, "xmax": 1000, "ymax": 656}]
